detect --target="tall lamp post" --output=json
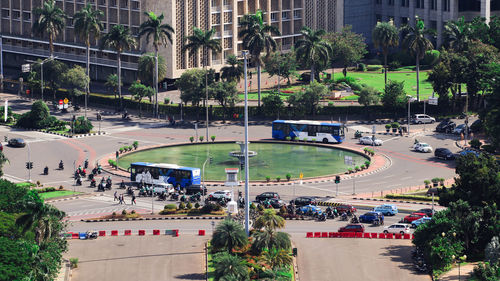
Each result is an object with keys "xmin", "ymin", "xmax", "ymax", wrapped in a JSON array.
[
  {"xmin": 242, "ymin": 50, "xmax": 250, "ymax": 236},
  {"xmin": 407, "ymin": 95, "xmax": 416, "ymax": 135},
  {"xmin": 28, "ymin": 56, "xmax": 58, "ymax": 101},
  {"xmin": 0, "ymin": 34, "xmax": 3, "ymax": 92}
]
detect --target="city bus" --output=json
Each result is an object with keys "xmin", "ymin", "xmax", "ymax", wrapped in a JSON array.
[
  {"xmin": 129, "ymin": 162, "xmax": 201, "ymax": 188},
  {"xmin": 272, "ymin": 120, "xmax": 345, "ymax": 144}
]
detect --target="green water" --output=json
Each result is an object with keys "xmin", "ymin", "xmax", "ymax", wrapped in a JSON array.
[{"xmin": 118, "ymin": 142, "xmax": 366, "ymax": 181}]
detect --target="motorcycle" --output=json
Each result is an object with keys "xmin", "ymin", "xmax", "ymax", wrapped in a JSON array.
[
  {"xmin": 351, "ymin": 215, "xmax": 359, "ymax": 224},
  {"xmin": 88, "ymin": 173, "xmax": 94, "ymax": 181},
  {"xmin": 84, "ymin": 159, "xmax": 89, "ymax": 169},
  {"xmin": 76, "ymin": 177, "xmax": 82, "ymax": 186},
  {"xmin": 90, "ymin": 179, "xmax": 96, "ymax": 188},
  {"xmin": 189, "ymin": 193, "xmax": 201, "ymax": 202},
  {"xmin": 158, "ymin": 192, "xmax": 167, "ymax": 201},
  {"xmin": 119, "ymin": 181, "xmax": 126, "ymax": 189},
  {"xmin": 97, "ymin": 182, "xmax": 105, "ymax": 192},
  {"xmin": 105, "ymin": 182, "xmax": 112, "ymax": 190},
  {"xmin": 59, "ymin": 161, "xmax": 64, "ymax": 170},
  {"xmin": 354, "ymin": 130, "xmax": 363, "ymax": 139},
  {"xmin": 180, "ymin": 195, "xmax": 187, "ymax": 202},
  {"xmin": 43, "ymin": 166, "xmax": 49, "ymax": 175},
  {"xmin": 171, "ymin": 193, "xmax": 179, "ymax": 200},
  {"xmin": 340, "ymin": 213, "xmax": 348, "ymax": 221},
  {"xmin": 85, "ymin": 231, "xmax": 98, "ymax": 239},
  {"xmin": 318, "ymin": 213, "xmax": 327, "ymax": 221},
  {"xmin": 126, "ymin": 187, "xmax": 134, "ymax": 196}
]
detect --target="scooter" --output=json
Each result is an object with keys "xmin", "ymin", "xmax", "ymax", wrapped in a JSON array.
[
  {"xmin": 43, "ymin": 166, "xmax": 49, "ymax": 175},
  {"xmin": 171, "ymin": 193, "xmax": 179, "ymax": 200},
  {"xmin": 318, "ymin": 213, "xmax": 327, "ymax": 221},
  {"xmin": 119, "ymin": 181, "xmax": 126, "ymax": 189},
  {"xmin": 76, "ymin": 177, "xmax": 82, "ymax": 186},
  {"xmin": 86, "ymin": 231, "xmax": 98, "ymax": 239},
  {"xmin": 351, "ymin": 215, "xmax": 359, "ymax": 224},
  {"xmin": 59, "ymin": 161, "xmax": 64, "ymax": 170},
  {"xmin": 90, "ymin": 179, "xmax": 96, "ymax": 188}
]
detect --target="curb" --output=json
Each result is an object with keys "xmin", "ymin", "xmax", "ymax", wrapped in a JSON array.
[
  {"xmin": 19, "ymin": 128, "xmax": 107, "ymax": 138},
  {"xmin": 81, "ymin": 216, "xmax": 226, "ymax": 222}
]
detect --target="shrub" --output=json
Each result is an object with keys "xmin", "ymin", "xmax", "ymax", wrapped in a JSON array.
[
  {"xmin": 366, "ymin": 58, "xmax": 382, "ymax": 65},
  {"xmin": 385, "ymin": 194, "xmax": 435, "ymax": 202},
  {"xmin": 385, "ymin": 124, "xmax": 392, "ymax": 130},
  {"xmin": 187, "ymin": 209, "xmax": 201, "ymax": 215},
  {"xmin": 194, "ymin": 202, "xmax": 200, "ymax": 209},
  {"xmin": 388, "ymin": 60, "xmax": 401, "ymax": 71},
  {"xmin": 159, "ymin": 209, "xmax": 176, "ymax": 215},
  {"xmin": 121, "ymin": 210, "xmax": 127, "ymax": 215},
  {"xmin": 73, "ymin": 116, "xmax": 93, "ymax": 134},
  {"xmin": 250, "ymin": 203, "xmax": 256, "ymax": 209},
  {"xmin": 470, "ymin": 139, "xmax": 482, "ymax": 149},
  {"xmin": 365, "ymin": 161, "xmax": 371, "ymax": 167},
  {"xmin": 265, "ymin": 176, "xmax": 271, "ymax": 182},
  {"xmin": 348, "ymin": 168, "xmax": 353, "ymax": 173},
  {"xmin": 328, "ymin": 101, "xmax": 334, "ymax": 107},
  {"xmin": 189, "ymin": 136, "xmax": 194, "ymax": 143},
  {"xmin": 471, "ymin": 262, "xmax": 499, "ymax": 281},
  {"xmin": 257, "ymin": 204, "xmax": 265, "ymax": 212},
  {"xmin": 186, "ymin": 202, "xmax": 193, "ymax": 209},
  {"xmin": 128, "ymin": 145, "xmax": 133, "ymax": 151},
  {"xmin": 201, "ymin": 202, "xmax": 218, "ymax": 214},
  {"xmin": 130, "ymin": 210, "xmax": 136, "ymax": 214},
  {"xmin": 360, "ymin": 164, "xmax": 366, "ymax": 169},
  {"xmin": 355, "ymin": 166, "xmax": 360, "ymax": 171},
  {"xmin": 431, "ymin": 178, "xmax": 440, "ymax": 184},
  {"xmin": 367, "ymin": 65, "xmax": 383, "ymax": 71},
  {"xmin": 276, "ymin": 176, "xmax": 281, "ymax": 182},
  {"xmin": 391, "ymin": 122, "xmax": 400, "ymax": 128},
  {"xmin": 112, "ymin": 212, "xmax": 116, "ymax": 217},
  {"xmin": 70, "ymin": 258, "xmax": 79, "ymax": 269},
  {"xmin": 178, "ymin": 202, "xmax": 186, "ymax": 210},
  {"xmin": 59, "ymin": 185, "xmax": 64, "ymax": 190},
  {"xmin": 199, "ymin": 136, "xmax": 204, "ymax": 142},
  {"xmin": 164, "ymin": 204, "xmax": 176, "ymax": 210},
  {"xmin": 424, "ymin": 180, "xmax": 431, "ymax": 186},
  {"xmin": 285, "ymin": 136, "xmax": 291, "ymax": 141},
  {"xmin": 164, "ymin": 98, "xmax": 170, "ymax": 104},
  {"xmin": 119, "ymin": 147, "xmax": 124, "ymax": 153},
  {"xmin": 286, "ymin": 173, "xmax": 292, "ymax": 181},
  {"xmin": 211, "ymin": 135, "xmax": 216, "ymax": 142},
  {"xmin": 132, "ymin": 141, "xmax": 139, "ymax": 149},
  {"xmin": 357, "ymin": 63, "xmax": 367, "ymax": 71},
  {"xmin": 108, "ymin": 159, "xmax": 116, "ymax": 167},
  {"xmin": 482, "ymin": 144, "xmax": 496, "ymax": 154}
]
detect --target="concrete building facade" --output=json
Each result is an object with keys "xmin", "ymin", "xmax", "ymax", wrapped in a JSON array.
[{"xmin": 0, "ymin": 0, "xmax": 344, "ymax": 81}]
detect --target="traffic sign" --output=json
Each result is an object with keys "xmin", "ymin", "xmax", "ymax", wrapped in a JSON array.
[
  {"xmin": 299, "ymin": 172, "xmax": 303, "ymax": 179},
  {"xmin": 21, "ymin": 64, "xmax": 31, "ymax": 73},
  {"xmin": 63, "ymin": 98, "xmax": 69, "ymax": 104},
  {"xmin": 428, "ymin": 97, "xmax": 438, "ymax": 105},
  {"xmin": 58, "ymin": 99, "xmax": 63, "ymax": 110}
]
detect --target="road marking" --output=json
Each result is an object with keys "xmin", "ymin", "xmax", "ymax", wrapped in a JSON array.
[
  {"xmin": 400, "ymin": 176, "xmax": 412, "ymax": 180},
  {"xmin": 3, "ymin": 173, "xmax": 26, "ymax": 182},
  {"xmin": 383, "ymin": 175, "xmax": 395, "ymax": 178},
  {"xmin": 381, "ymin": 136, "xmax": 401, "ymax": 143},
  {"xmin": 102, "ymin": 134, "xmax": 164, "ymax": 145}
]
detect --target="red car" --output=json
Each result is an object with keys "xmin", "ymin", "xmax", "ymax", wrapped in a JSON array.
[
  {"xmin": 336, "ymin": 205, "xmax": 357, "ymax": 214},
  {"xmin": 403, "ymin": 212, "xmax": 427, "ymax": 223},
  {"xmin": 338, "ymin": 224, "xmax": 365, "ymax": 233}
]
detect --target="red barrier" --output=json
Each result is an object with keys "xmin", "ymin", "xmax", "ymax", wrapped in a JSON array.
[
  {"xmin": 138, "ymin": 230, "xmax": 145, "ymax": 236},
  {"xmin": 124, "ymin": 230, "xmax": 132, "ymax": 236},
  {"xmin": 363, "ymin": 233, "xmax": 371, "ymax": 238},
  {"xmin": 371, "ymin": 233, "xmax": 378, "ymax": 239},
  {"xmin": 306, "ymin": 232, "xmax": 313, "ymax": 238},
  {"xmin": 71, "ymin": 233, "xmax": 79, "ymax": 239},
  {"xmin": 199, "ymin": 230, "xmax": 206, "ymax": 236},
  {"xmin": 395, "ymin": 233, "xmax": 402, "ymax": 239},
  {"xmin": 321, "ymin": 232, "xmax": 328, "ymax": 238},
  {"xmin": 329, "ymin": 232, "xmax": 335, "ymax": 238},
  {"xmin": 386, "ymin": 233, "xmax": 394, "ymax": 239},
  {"xmin": 314, "ymin": 232, "xmax": 321, "ymax": 238},
  {"xmin": 340, "ymin": 232, "xmax": 348, "ymax": 238},
  {"xmin": 99, "ymin": 231, "xmax": 106, "ymax": 237},
  {"xmin": 111, "ymin": 230, "xmax": 118, "ymax": 236},
  {"xmin": 348, "ymin": 232, "xmax": 356, "ymax": 238},
  {"xmin": 412, "ymin": 234, "xmax": 415, "ymax": 239},
  {"xmin": 174, "ymin": 229, "xmax": 179, "ymax": 237},
  {"xmin": 378, "ymin": 233, "xmax": 386, "ymax": 239},
  {"xmin": 355, "ymin": 232, "xmax": 363, "ymax": 238},
  {"xmin": 403, "ymin": 234, "xmax": 411, "ymax": 239},
  {"xmin": 153, "ymin": 229, "xmax": 160, "ymax": 235}
]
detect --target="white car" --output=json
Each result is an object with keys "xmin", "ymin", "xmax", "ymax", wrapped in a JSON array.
[
  {"xmin": 359, "ymin": 136, "xmax": 383, "ymax": 146},
  {"xmin": 412, "ymin": 114, "xmax": 436, "ymax": 124},
  {"xmin": 152, "ymin": 183, "xmax": 174, "ymax": 195},
  {"xmin": 413, "ymin": 142, "xmax": 433, "ymax": 153},
  {"xmin": 208, "ymin": 190, "xmax": 232, "ymax": 200},
  {"xmin": 383, "ymin": 223, "xmax": 411, "ymax": 235}
]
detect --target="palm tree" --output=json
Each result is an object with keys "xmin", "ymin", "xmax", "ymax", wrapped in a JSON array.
[
  {"xmin": 138, "ymin": 53, "xmax": 167, "ymax": 90},
  {"xmin": 238, "ymin": 12, "xmax": 281, "ymax": 107},
  {"xmin": 211, "ymin": 219, "xmax": 248, "ymax": 253},
  {"xmin": 401, "ymin": 17, "xmax": 434, "ymax": 101},
  {"xmin": 139, "ymin": 12, "xmax": 174, "ymax": 118},
  {"xmin": 183, "ymin": 27, "xmax": 221, "ymax": 141},
  {"xmin": 372, "ymin": 20, "xmax": 400, "ymax": 86},
  {"xmin": 443, "ymin": 17, "xmax": 471, "ymax": 52},
  {"xmin": 74, "ymin": 3, "xmax": 104, "ymax": 117},
  {"xmin": 259, "ymin": 248, "xmax": 293, "ymax": 270},
  {"xmin": 32, "ymin": 0, "xmax": 67, "ymax": 57},
  {"xmin": 254, "ymin": 209, "xmax": 285, "ymax": 230},
  {"xmin": 294, "ymin": 26, "xmax": 332, "ymax": 83},
  {"xmin": 105, "ymin": 73, "xmax": 121, "ymax": 106},
  {"xmin": 213, "ymin": 252, "xmax": 250, "ymax": 281},
  {"xmin": 0, "ymin": 151, "xmax": 9, "ymax": 177},
  {"xmin": 221, "ymin": 55, "xmax": 244, "ymax": 82},
  {"xmin": 99, "ymin": 24, "xmax": 136, "ymax": 111},
  {"xmin": 16, "ymin": 203, "xmax": 65, "ymax": 245},
  {"xmin": 251, "ymin": 229, "xmax": 291, "ymax": 254}
]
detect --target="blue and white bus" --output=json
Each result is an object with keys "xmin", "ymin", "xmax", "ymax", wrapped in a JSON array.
[
  {"xmin": 129, "ymin": 162, "xmax": 201, "ymax": 188},
  {"xmin": 272, "ymin": 120, "xmax": 345, "ymax": 143}
]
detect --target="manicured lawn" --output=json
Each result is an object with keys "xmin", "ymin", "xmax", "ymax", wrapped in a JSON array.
[
  {"xmin": 38, "ymin": 190, "xmax": 82, "ymax": 200},
  {"xmin": 346, "ymin": 71, "xmax": 434, "ymax": 99}
]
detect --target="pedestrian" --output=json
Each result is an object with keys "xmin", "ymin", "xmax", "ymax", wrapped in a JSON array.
[
  {"xmin": 119, "ymin": 194, "xmax": 125, "ymax": 205},
  {"xmin": 114, "ymin": 191, "xmax": 118, "ymax": 201},
  {"xmin": 131, "ymin": 194, "xmax": 136, "ymax": 205}
]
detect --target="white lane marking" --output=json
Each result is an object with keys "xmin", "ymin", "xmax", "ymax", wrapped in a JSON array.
[
  {"xmin": 102, "ymin": 134, "xmax": 164, "ymax": 145},
  {"xmin": 383, "ymin": 175, "xmax": 395, "ymax": 178},
  {"xmin": 2, "ymin": 174, "xmax": 26, "ymax": 182},
  {"xmin": 381, "ymin": 136, "xmax": 401, "ymax": 143},
  {"xmin": 400, "ymin": 176, "xmax": 412, "ymax": 180}
]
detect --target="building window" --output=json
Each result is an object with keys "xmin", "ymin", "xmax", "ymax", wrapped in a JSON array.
[
  {"xmin": 223, "ymin": 0, "xmax": 229, "ymax": 6},
  {"xmin": 120, "ymin": 0, "xmax": 128, "ymax": 8},
  {"xmin": 401, "ymin": 0, "xmax": 409, "ymax": 7},
  {"xmin": 443, "ymin": 0, "xmax": 450, "ymax": 11},
  {"xmin": 110, "ymin": 0, "xmax": 117, "ymax": 7},
  {"xmin": 416, "ymin": 0, "xmax": 424, "ymax": 9},
  {"xmin": 293, "ymin": 10, "xmax": 301, "ymax": 19},
  {"xmin": 67, "ymin": 18, "xmax": 73, "ymax": 26},
  {"xmin": 282, "ymin": 11, "xmax": 289, "ymax": 19},
  {"xmin": 376, "ymin": 0, "xmax": 382, "ymax": 4},
  {"xmin": 131, "ymin": 1, "xmax": 139, "ymax": 10},
  {"xmin": 388, "ymin": 0, "xmax": 394, "ymax": 6},
  {"xmin": 430, "ymin": 0, "xmax": 437, "ymax": 10},
  {"xmin": 12, "ymin": 10, "xmax": 20, "ymax": 20},
  {"xmin": 401, "ymin": 17, "xmax": 409, "ymax": 25},
  {"xmin": 212, "ymin": 0, "xmax": 217, "ymax": 7},
  {"xmin": 23, "ymin": 12, "xmax": 31, "ymax": 21},
  {"xmin": 1, "ymin": 10, "xmax": 9, "ymax": 19},
  {"xmin": 99, "ymin": 0, "xmax": 106, "ymax": 5},
  {"xmin": 271, "ymin": 12, "xmax": 277, "ymax": 21}
]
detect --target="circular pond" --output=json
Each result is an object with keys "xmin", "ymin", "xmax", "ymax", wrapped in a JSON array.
[{"xmin": 117, "ymin": 142, "xmax": 367, "ymax": 181}]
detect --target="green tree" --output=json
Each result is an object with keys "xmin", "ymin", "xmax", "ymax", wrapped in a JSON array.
[
  {"xmin": 137, "ymin": 53, "xmax": 167, "ymax": 91},
  {"xmin": 74, "ymin": 3, "xmax": 103, "ymax": 111},
  {"xmin": 208, "ymin": 81, "xmax": 239, "ymax": 122},
  {"xmin": 443, "ymin": 17, "xmax": 472, "ymax": 52},
  {"xmin": 294, "ymin": 27, "xmax": 332, "ymax": 83},
  {"xmin": 105, "ymin": 73, "xmax": 121, "ymax": 103},
  {"xmin": 29, "ymin": 59, "xmax": 68, "ymax": 100},
  {"xmin": 175, "ymin": 68, "xmax": 206, "ymax": 106},
  {"xmin": 372, "ymin": 20, "xmax": 400, "ymax": 85},
  {"xmin": 262, "ymin": 91, "xmax": 284, "ymax": 118},
  {"xmin": 0, "ymin": 180, "xmax": 28, "ymax": 213},
  {"xmin": 211, "ymin": 219, "xmax": 248, "ymax": 254},
  {"xmin": 428, "ymin": 61, "xmax": 452, "ymax": 106},
  {"xmin": 0, "ymin": 152, "xmax": 9, "ymax": 178},
  {"xmin": 99, "ymin": 24, "xmax": 137, "ymax": 111},
  {"xmin": 357, "ymin": 86, "xmax": 380, "ymax": 107},
  {"xmin": 0, "ymin": 237, "xmax": 33, "ymax": 280},
  {"xmin": 183, "ymin": 27, "xmax": 222, "ymax": 141},
  {"xmin": 221, "ymin": 55, "xmax": 244, "ymax": 83},
  {"xmin": 238, "ymin": 11, "xmax": 281, "ymax": 107},
  {"xmin": 129, "ymin": 81, "xmax": 154, "ymax": 115},
  {"xmin": 325, "ymin": 25, "xmax": 367, "ymax": 78},
  {"xmin": 254, "ymin": 209, "xmax": 285, "ymax": 231},
  {"xmin": 382, "ymin": 80, "xmax": 407, "ymax": 112},
  {"xmin": 251, "ymin": 229, "xmax": 291, "ymax": 255},
  {"xmin": 287, "ymin": 81, "xmax": 328, "ymax": 116},
  {"xmin": 259, "ymin": 248, "xmax": 293, "ymax": 270},
  {"xmin": 213, "ymin": 252, "xmax": 249, "ymax": 281},
  {"xmin": 264, "ymin": 51, "xmax": 297, "ymax": 86},
  {"xmin": 32, "ymin": 0, "xmax": 67, "ymax": 57},
  {"xmin": 63, "ymin": 65, "xmax": 89, "ymax": 106},
  {"xmin": 401, "ymin": 17, "xmax": 434, "ymax": 101},
  {"xmin": 139, "ymin": 12, "xmax": 174, "ymax": 117}
]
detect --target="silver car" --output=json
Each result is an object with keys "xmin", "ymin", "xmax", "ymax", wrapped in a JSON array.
[{"xmin": 359, "ymin": 136, "xmax": 383, "ymax": 146}]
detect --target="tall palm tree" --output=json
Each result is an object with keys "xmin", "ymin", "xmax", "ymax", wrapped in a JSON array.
[
  {"xmin": 254, "ymin": 209, "xmax": 285, "ymax": 230},
  {"xmin": 401, "ymin": 17, "xmax": 434, "ymax": 101},
  {"xmin": 372, "ymin": 20, "xmax": 400, "ymax": 86},
  {"xmin": 16, "ymin": 203, "xmax": 65, "ymax": 245},
  {"xmin": 183, "ymin": 27, "xmax": 221, "ymax": 141},
  {"xmin": 74, "ymin": 3, "xmax": 104, "ymax": 117},
  {"xmin": 32, "ymin": 0, "xmax": 67, "ymax": 57},
  {"xmin": 443, "ymin": 17, "xmax": 471, "ymax": 52},
  {"xmin": 99, "ymin": 24, "xmax": 136, "ymax": 111},
  {"xmin": 294, "ymin": 26, "xmax": 332, "ymax": 83},
  {"xmin": 139, "ymin": 12, "xmax": 174, "ymax": 118},
  {"xmin": 221, "ymin": 55, "xmax": 244, "ymax": 82},
  {"xmin": 105, "ymin": 73, "xmax": 121, "ymax": 106},
  {"xmin": 137, "ymin": 53, "xmax": 167, "ymax": 89},
  {"xmin": 211, "ymin": 219, "xmax": 248, "ymax": 253},
  {"xmin": 238, "ymin": 11, "xmax": 281, "ymax": 107}
]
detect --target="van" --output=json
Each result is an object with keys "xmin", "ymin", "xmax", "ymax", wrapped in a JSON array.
[
  {"xmin": 412, "ymin": 114, "xmax": 436, "ymax": 124},
  {"xmin": 152, "ymin": 183, "xmax": 174, "ymax": 195},
  {"xmin": 373, "ymin": 204, "xmax": 398, "ymax": 216}
]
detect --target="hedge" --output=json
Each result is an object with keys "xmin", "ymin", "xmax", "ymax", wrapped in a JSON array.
[{"xmin": 385, "ymin": 194, "xmax": 437, "ymax": 202}]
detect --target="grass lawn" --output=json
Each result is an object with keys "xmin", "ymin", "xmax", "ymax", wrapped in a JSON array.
[
  {"xmin": 347, "ymin": 71, "xmax": 434, "ymax": 99},
  {"xmin": 38, "ymin": 190, "xmax": 82, "ymax": 200}
]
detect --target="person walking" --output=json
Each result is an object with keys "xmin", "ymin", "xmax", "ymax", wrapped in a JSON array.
[
  {"xmin": 119, "ymin": 194, "xmax": 125, "ymax": 205},
  {"xmin": 114, "ymin": 191, "xmax": 118, "ymax": 202},
  {"xmin": 131, "ymin": 194, "xmax": 136, "ymax": 205}
]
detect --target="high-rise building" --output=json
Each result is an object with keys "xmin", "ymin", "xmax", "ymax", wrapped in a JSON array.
[{"xmin": 0, "ymin": 0, "xmax": 344, "ymax": 82}]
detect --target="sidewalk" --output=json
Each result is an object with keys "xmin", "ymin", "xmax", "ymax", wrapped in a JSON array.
[{"xmin": 438, "ymin": 263, "xmax": 476, "ymax": 281}]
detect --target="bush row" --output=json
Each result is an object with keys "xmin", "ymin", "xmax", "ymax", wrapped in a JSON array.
[
  {"xmin": 385, "ymin": 194, "xmax": 436, "ymax": 202},
  {"xmin": 36, "ymin": 187, "xmax": 57, "ymax": 193}
]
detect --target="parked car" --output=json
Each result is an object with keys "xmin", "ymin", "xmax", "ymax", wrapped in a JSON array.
[
  {"xmin": 290, "ymin": 196, "xmax": 317, "ymax": 207},
  {"xmin": 255, "ymin": 192, "xmax": 280, "ymax": 202},
  {"xmin": 413, "ymin": 142, "xmax": 433, "ymax": 153},
  {"xmin": 373, "ymin": 204, "xmax": 398, "ymax": 216},
  {"xmin": 412, "ymin": 114, "xmax": 436, "ymax": 124},
  {"xmin": 453, "ymin": 124, "xmax": 469, "ymax": 135},
  {"xmin": 469, "ymin": 119, "xmax": 482, "ymax": 133},
  {"xmin": 411, "ymin": 217, "xmax": 432, "ymax": 228},
  {"xmin": 298, "ymin": 204, "xmax": 322, "ymax": 216},
  {"xmin": 383, "ymin": 223, "xmax": 411, "ymax": 235},
  {"xmin": 185, "ymin": 184, "xmax": 207, "ymax": 195},
  {"xmin": 426, "ymin": 188, "xmax": 439, "ymax": 196},
  {"xmin": 417, "ymin": 208, "xmax": 435, "ymax": 217},
  {"xmin": 434, "ymin": 148, "xmax": 455, "ymax": 160},
  {"xmin": 338, "ymin": 224, "xmax": 365, "ymax": 233},
  {"xmin": 208, "ymin": 190, "xmax": 232, "ymax": 200},
  {"xmin": 269, "ymin": 198, "xmax": 286, "ymax": 208},
  {"xmin": 336, "ymin": 204, "xmax": 357, "ymax": 214},
  {"xmin": 359, "ymin": 136, "xmax": 383, "ymax": 146},
  {"xmin": 459, "ymin": 149, "xmax": 480, "ymax": 157},
  {"xmin": 359, "ymin": 212, "xmax": 384, "ymax": 223},
  {"xmin": 8, "ymin": 138, "xmax": 26, "ymax": 148},
  {"xmin": 403, "ymin": 212, "xmax": 427, "ymax": 223},
  {"xmin": 152, "ymin": 183, "xmax": 174, "ymax": 195},
  {"xmin": 435, "ymin": 119, "xmax": 456, "ymax": 133}
]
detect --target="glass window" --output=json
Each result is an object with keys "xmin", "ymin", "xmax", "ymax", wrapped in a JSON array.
[{"xmin": 307, "ymin": 125, "xmax": 317, "ymax": 136}]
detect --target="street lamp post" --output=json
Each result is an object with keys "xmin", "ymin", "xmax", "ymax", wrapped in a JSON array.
[
  {"xmin": 0, "ymin": 34, "xmax": 3, "ymax": 92},
  {"xmin": 202, "ymin": 156, "xmax": 210, "ymax": 202},
  {"xmin": 27, "ymin": 142, "xmax": 31, "ymax": 182},
  {"xmin": 39, "ymin": 56, "xmax": 58, "ymax": 101},
  {"xmin": 407, "ymin": 96, "xmax": 411, "ymax": 136},
  {"xmin": 242, "ymin": 50, "xmax": 250, "ymax": 236}
]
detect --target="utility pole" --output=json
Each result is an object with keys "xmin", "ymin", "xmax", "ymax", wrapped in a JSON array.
[
  {"xmin": 0, "ymin": 34, "xmax": 3, "ymax": 93},
  {"xmin": 242, "ymin": 50, "xmax": 250, "ymax": 236}
]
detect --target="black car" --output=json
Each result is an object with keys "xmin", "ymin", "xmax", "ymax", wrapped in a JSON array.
[
  {"xmin": 434, "ymin": 148, "xmax": 455, "ymax": 160},
  {"xmin": 290, "ymin": 196, "xmax": 317, "ymax": 207},
  {"xmin": 185, "ymin": 184, "xmax": 207, "ymax": 195},
  {"xmin": 435, "ymin": 119, "xmax": 456, "ymax": 133},
  {"xmin": 8, "ymin": 138, "xmax": 26, "ymax": 148},
  {"xmin": 417, "ymin": 208, "xmax": 434, "ymax": 217},
  {"xmin": 269, "ymin": 198, "xmax": 286, "ymax": 208},
  {"xmin": 255, "ymin": 192, "xmax": 280, "ymax": 202}
]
